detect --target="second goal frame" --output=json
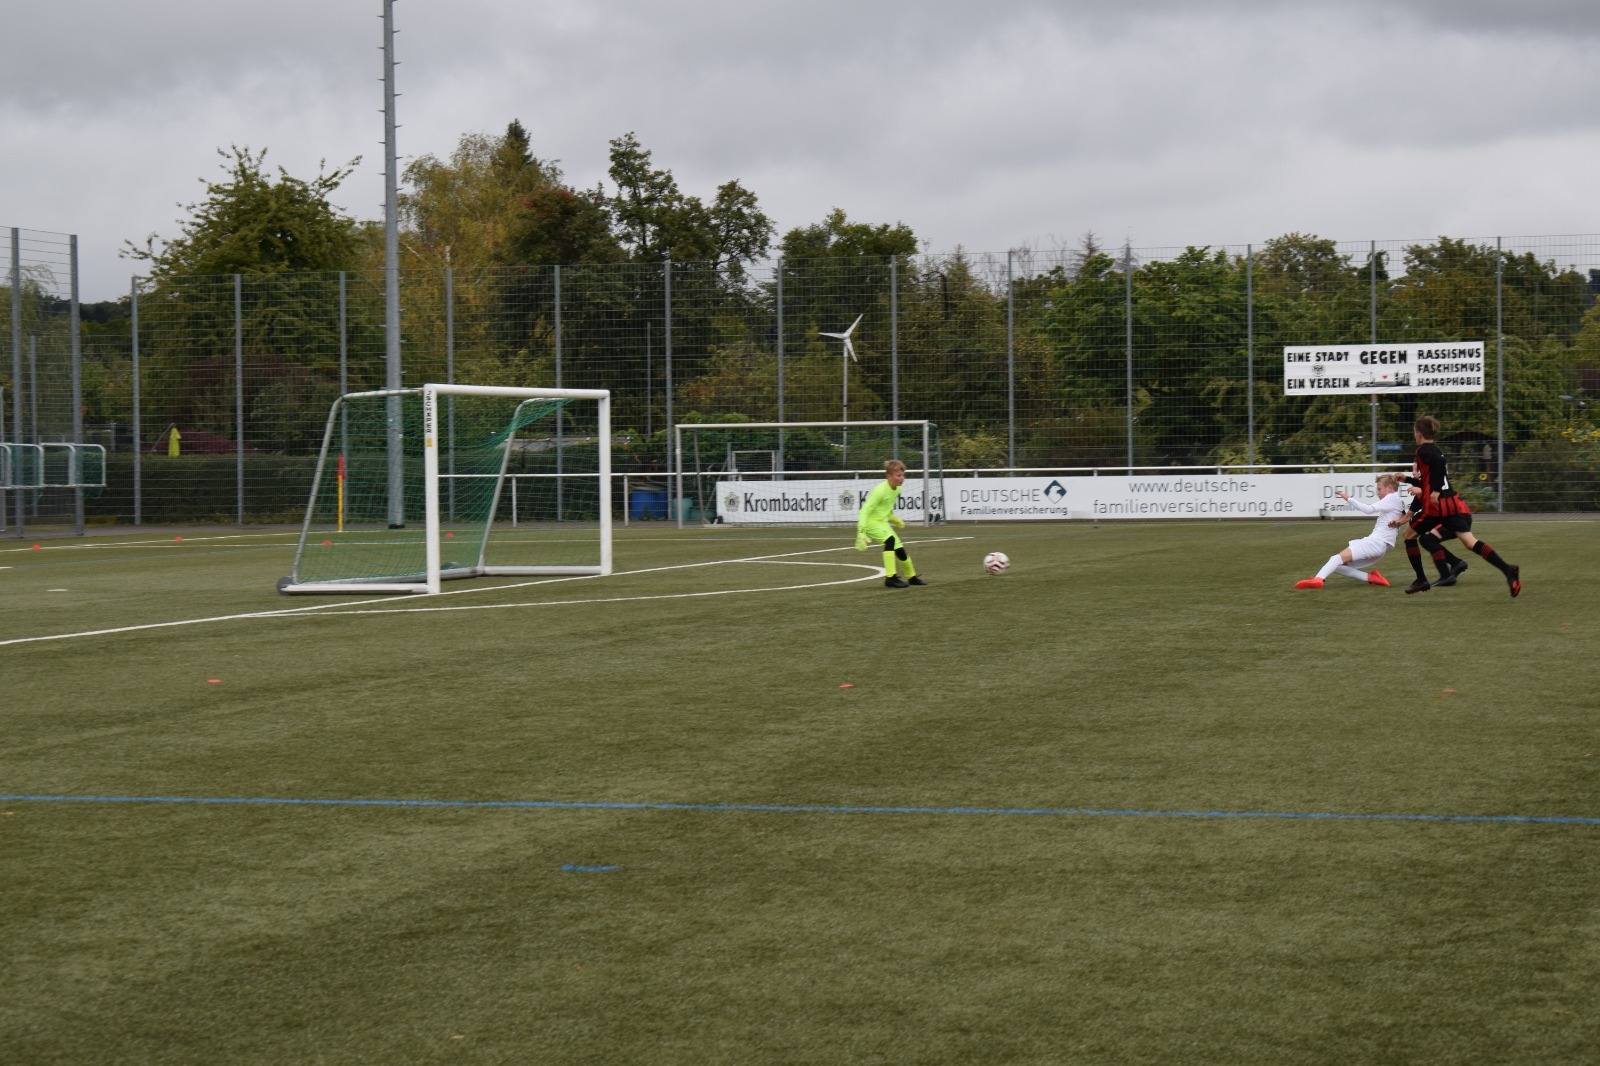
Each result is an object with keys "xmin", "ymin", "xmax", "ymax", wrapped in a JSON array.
[{"xmin": 672, "ymin": 420, "xmax": 942, "ymax": 529}]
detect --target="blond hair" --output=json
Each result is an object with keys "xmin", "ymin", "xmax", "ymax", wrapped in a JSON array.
[
  {"xmin": 1376, "ymin": 474, "xmax": 1399, "ymax": 490},
  {"xmin": 884, "ymin": 459, "xmax": 906, "ymax": 475}
]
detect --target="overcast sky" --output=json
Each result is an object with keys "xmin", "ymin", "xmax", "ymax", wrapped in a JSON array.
[{"xmin": 4, "ymin": 0, "xmax": 1597, "ymax": 299}]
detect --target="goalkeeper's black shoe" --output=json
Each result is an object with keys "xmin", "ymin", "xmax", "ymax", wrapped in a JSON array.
[
  {"xmin": 1432, "ymin": 559, "xmax": 1468, "ymax": 587},
  {"xmin": 885, "ymin": 576, "xmax": 909, "ymax": 588},
  {"xmin": 907, "ymin": 576, "xmax": 927, "ymax": 586},
  {"xmin": 1405, "ymin": 578, "xmax": 1431, "ymax": 595},
  {"xmin": 1507, "ymin": 564, "xmax": 1521, "ymax": 598}
]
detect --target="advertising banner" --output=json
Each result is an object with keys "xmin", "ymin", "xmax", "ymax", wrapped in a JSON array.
[
  {"xmin": 1282, "ymin": 342, "xmax": 1484, "ymax": 395},
  {"xmin": 715, "ymin": 479, "xmax": 940, "ymax": 525},
  {"xmin": 716, "ymin": 473, "xmax": 1406, "ymax": 523}
]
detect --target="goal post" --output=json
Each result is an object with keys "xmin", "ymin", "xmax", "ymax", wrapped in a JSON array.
[
  {"xmin": 280, "ymin": 384, "xmax": 611, "ymax": 595},
  {"xmin": 673, "ymin": 420, "xmax": 944, "ymax": 528}
]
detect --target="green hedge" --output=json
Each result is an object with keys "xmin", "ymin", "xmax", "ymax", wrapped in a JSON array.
[
  {"xmin": 89, "ymin": 455, "xmax": 318, "ymax": 524},
  {"xmin": 1504, "ymin": 441, "xmax": 1600, "ymax": 511}
]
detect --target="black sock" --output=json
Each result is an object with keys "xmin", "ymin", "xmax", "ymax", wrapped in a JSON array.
[
  {"xmin": 1472, "ymin": 540, "xmax": 1512, "ymax": 575},
  {"xmin": 1406, "ymin": 542, "xmax": 1427, "ymax": 581}
]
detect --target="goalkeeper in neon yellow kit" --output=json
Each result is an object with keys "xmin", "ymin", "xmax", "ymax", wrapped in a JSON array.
[{"xmin": 855, "ymin": 459, "xmax": 927, "ymax": 588}]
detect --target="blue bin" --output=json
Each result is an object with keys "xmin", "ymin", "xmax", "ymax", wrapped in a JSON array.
[{"xmin": 630, "ymin": 488, "xmax": 668, "ymax": 520}]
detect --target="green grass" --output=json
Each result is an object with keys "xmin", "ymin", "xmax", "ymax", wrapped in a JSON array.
[{"xmin": 2, "ymin": 519, "xmax": 1597, "ymax": 1064}]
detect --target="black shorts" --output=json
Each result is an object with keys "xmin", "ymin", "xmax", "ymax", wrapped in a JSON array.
[{"xmin": 1411, "ymin": 512, "xmax": 1473, "ymax": 538}]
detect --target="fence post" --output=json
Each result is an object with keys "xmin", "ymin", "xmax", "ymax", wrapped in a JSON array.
[
  {"xmin": 446, "ymin": 265, "xmax": 456, "ymax": 519},
  {"xmin": 70, "ymin": 234, "xmax": 83, "ymax": 534},
  {"xmin": 555, "ymin": 263, "xmax": 564, "ymax": 521},
  {"xmin": 1006, "ymin": 249, "xmax": 1015, "ymax": 468},
  {"xmin": 1246, "ymin": 243, "xmax": 1254, "ymax": 468},
  {"xmin": 664, "ymin": 257, "xmax": 673, "ymax": 503},
  {"xmin": 776, "ymin": 256, "xmax": 784, "ymax": 423},
  {"xmin": 1369, "ymin": 239, "xmax": 1379, "ymax": 466},
  {"xmin": 891, "ymin": 254, "xmax": 900, "ymax": 423},
  {"xmin": 9, "ymin": 228, "xmax": 21, "ymax": 536},
  {"xmin": 1495, "ymin": 236, "xmax": 1504, "ymax": 512},
  {"xmin": 234, "ymin": 274, "xmax": 244, "ymax": 525},
  {"xmin": 1369, "ymin": 240, "xmax": 1378, "ymax": 340},
  {"xmin": 1124, "ymin": 241, "xmax": 1134, "ymax": 471},
  {"xmin": 131, "ymin": 276, "xmax": 141, "ymax": 526},
  {"xmin": 776, "ymin": 256, "xmax": 785, "ymax": 472}
]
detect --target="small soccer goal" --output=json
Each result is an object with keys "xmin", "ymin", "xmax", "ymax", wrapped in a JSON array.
[
  {"xmin": 673, "ymin": 420, "xmax": 944, "ymax": 528},
  {"xmin": 0, "ymin": 443, "xmax": 106, "ymax": 491},
  {"xmin": 280, "ymin": 384, "xmax": 612, "ymax": 594}
]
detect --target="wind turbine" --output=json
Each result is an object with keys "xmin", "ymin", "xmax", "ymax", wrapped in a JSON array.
[
  {"xmin": 820, "ymin": 314, "xmax": 864, "ymax": 470},
  {"xmin": 820, "ymin": 314, "xmax": 863, "ymax": 425}
]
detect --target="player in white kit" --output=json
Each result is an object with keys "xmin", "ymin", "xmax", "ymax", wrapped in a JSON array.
[{"xmin": 1294, "ymin": 474, "xmax": 1410, "ymax": 589}]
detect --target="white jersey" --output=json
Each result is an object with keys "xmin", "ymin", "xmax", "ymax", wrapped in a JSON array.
[{"xmin": 1345, "ymin": 492, "xmax": 1407, "ymax": 549}]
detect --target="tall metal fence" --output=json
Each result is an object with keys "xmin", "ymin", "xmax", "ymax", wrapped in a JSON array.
[
  {"xmin": 6, "ymin": 231, "xmax": 1600, "ymax": 530},
  {"xmin": 2, "ymin": 227, "xmax": 84, "ymax": 533}
]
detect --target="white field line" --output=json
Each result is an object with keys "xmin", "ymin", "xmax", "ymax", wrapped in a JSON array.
[
  {"xmin": 0, "ymin": 537, "xmax": 972, "ymax": 648},
  {"xmin": 311, "ymin": 561, "xmax": 884, "ymax": 616},
  {"xmin": 0, "ymin": 531, "xmax": 300, "ymax": 555}
]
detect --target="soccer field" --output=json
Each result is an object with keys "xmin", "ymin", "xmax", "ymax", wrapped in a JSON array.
[{"xmin": 3, "ymin": 519, "xmax": 1597, "ymax": 1064}]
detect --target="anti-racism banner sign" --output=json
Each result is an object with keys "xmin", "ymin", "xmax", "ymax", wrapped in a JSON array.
[
  {"xmin": 1283, "ymin": 341, "xmax": 1484, "ymax": 395},
  {"xmin": 715, "ymin": 474, "xmax": 1402, "ymax": 523}
]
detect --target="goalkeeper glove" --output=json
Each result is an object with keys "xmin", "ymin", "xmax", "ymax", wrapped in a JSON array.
[
  {"xmin": 855, "ymin": 531, "xmax": 869, "ymax": 551},
  {"xmin": 889, "ymin": 514, "xmax": 905, "ymax": 530}
]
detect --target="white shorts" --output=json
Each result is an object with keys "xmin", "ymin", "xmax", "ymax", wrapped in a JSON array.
[{"xmin": 1345, "ymin": 535, "xmax": 1392, "ymax": 569}]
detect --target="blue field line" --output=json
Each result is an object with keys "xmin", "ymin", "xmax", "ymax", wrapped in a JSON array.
[{"xmin": 2, "ymin": 792, "xmax": 1597, "ymax": 826}]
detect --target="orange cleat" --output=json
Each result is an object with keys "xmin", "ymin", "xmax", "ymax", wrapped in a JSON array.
[
  {"xmin": 1367, "ymin": 570, "xmax": 1390, "ymax": 587},
  {"xmin": 1294, "ymin": 577, "xmax": 1324, "ymax": 589}
]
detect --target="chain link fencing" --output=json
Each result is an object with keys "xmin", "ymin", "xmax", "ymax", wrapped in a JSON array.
[
  {"xmin": 2, "ymin": 227, "xmax": 89, "ymax": 534},
  {"xmin": 6, "ymin": 232, "xmax": 1599, "ymax": 531}
]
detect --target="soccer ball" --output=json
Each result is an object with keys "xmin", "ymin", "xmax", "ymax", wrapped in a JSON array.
[{"xmin": 983, "ymin": 551, "xmax": 1010, "ymax": 575}]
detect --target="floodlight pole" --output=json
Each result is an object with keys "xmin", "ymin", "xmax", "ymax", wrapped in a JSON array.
[{"xmin": 382, "ymin": 0, "xmax": 405, "ymax": 527}]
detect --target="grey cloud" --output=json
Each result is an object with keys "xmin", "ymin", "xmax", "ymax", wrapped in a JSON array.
[{"xmin": 4, "ymin": 0, "xmax": 1596, "ymax": 299}]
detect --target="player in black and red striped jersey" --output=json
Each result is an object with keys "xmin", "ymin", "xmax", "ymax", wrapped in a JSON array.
[{"xmin": 1396, "ymin": 415, "xmax": 1521, "ymax": 597}]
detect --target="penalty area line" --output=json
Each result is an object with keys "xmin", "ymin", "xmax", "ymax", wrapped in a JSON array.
[
  {"xmin": 2, "ymin": 793, "xmax": 1597, "ymax": 828},
  {"xmin": 0, "ymin": 541, "xmax": 952, "ymax": 647}
]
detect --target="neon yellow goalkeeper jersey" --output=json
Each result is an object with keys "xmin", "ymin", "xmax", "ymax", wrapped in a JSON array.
[{"xmin": 857, "ymin": 480, "xmax": 902, "ymax": 535}]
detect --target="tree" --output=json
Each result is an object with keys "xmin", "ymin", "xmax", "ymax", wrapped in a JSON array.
[
  {"xmin": 126, "ymin": 146, "xmax": 362, "ymax": 278},
  {"xmin": 402, "ymin": 120, "xmax": 618, "ymax": 270},
  {"xmin": 504, "ymin": 185, "xmax": 617, "ymax": 267},
  {"xmin": 604, "ymin": 132, "xmax": 774, "ymax": 273},
  {"xmin": 779, "ymin": 208, "xmax": 918, "ymax": 262},
  {"xmin": 1386, "ymin": 236, "xmax": 1589, "ymax": 346},
  {"xmin": 117, "ymin": 147, "xmax": 372, "ymax": 452}
]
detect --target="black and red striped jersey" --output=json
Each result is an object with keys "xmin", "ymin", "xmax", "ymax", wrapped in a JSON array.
[{"xmin": 1414, "ymin": 441, "xmax": 1472, "ymax": 517}]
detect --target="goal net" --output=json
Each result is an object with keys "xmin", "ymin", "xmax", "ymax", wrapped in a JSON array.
[
  {"xmin": 673, "ymin": 420, "xmax": 943, "ymax": 527},
  {"xmin": 280, "ymin": 384, "xmax": 611, "ymax": 594}
]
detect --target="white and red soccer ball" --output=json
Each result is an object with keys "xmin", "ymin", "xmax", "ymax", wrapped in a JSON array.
[{"xmin": 983, "ymin": 551, "xmax": 1009, "ymax": 575}]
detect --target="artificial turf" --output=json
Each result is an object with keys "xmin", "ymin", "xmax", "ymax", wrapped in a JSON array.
[{"xmin": 2, "ymin": 519, "xmax": 1596, "ymax": 1063}]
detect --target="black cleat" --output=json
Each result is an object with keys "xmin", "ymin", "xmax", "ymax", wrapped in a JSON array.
[
  {"xmin": 1432, "ymin": 559, "xmax": 1468, "ymax": 587},
  {"xmin": 885, "ymin": 576, "xmax": 909, "ymax": 588},
  {"xmin": 907, "ymin": 576, "xmax": 927, "ymax": 586},
  {"xmin": 1507, "ymin": 564, "xmax": 1521, "ymax": 598},
  {"xmin": 1405, "ymin": 578, "xmax": 1431, "ymax": 595}
]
